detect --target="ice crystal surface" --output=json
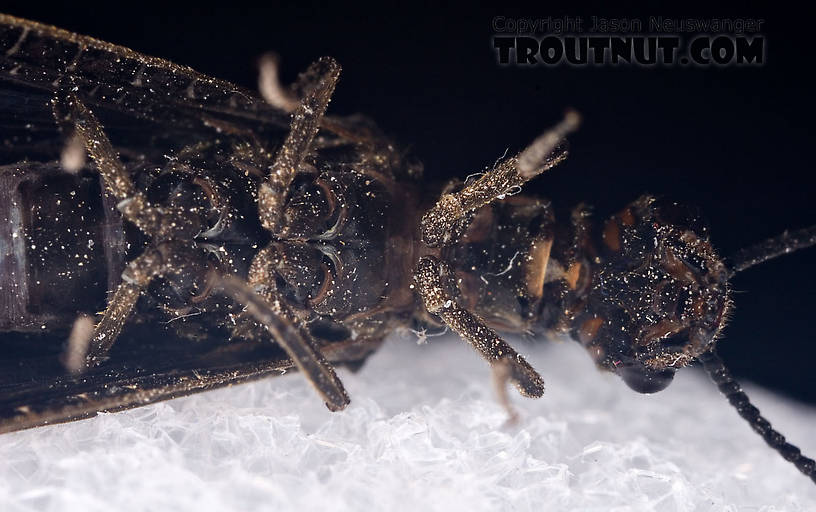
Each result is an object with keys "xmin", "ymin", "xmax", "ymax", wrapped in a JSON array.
[{"xmin": 1, "ymin": 336, "xmax": 815, "ymax": 511}]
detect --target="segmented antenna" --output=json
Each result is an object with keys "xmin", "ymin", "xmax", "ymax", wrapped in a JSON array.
[
  {"xmin": 727, "ymin": 224, "xmax": 816, "ymax": 277},
  {"xmin": 699, "ymin": 350, "xmax": 816, "ymax": 483}
]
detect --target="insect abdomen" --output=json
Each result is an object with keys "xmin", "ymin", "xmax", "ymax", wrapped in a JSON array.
[{"xmin": 0, "ymin": 162, "xmax": 124, "ymax": 332}]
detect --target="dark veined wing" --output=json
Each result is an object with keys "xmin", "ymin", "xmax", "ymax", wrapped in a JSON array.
[
  {"xmin": 0, "ymin": 328, "xmax": 296, "ymax": 433},
  {"xmin": 0, "ymin": 13, "xmax": 290, "ymax": 132},
  {"xmin": 0, "ymin": 13, "xmax": 380, "ymax": 169},
  {"xmin": 0, "ymin": 323, "xmax": 377, "ymax": 434}
]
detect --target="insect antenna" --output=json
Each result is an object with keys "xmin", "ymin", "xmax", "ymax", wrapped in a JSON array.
[
  {"xmin": 726, "ymin": 224, "xmax": 816, "ymax": 277},
  {"xmin": 699, "ymin": 349, "xmax": 816, "ymax": 483},
  {"xmin": 713, "ymin": 224, "xmax": 816, "ymax": 482}
]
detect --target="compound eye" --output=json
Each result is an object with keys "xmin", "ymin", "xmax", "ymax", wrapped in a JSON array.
[{"xmin": 619, "ymin": 366, "xmax": 675, "ymax": 394}]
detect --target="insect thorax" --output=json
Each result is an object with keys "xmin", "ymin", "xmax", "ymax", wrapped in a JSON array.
[
  {"xmin": 240, "ymin": 166, "xmax": 408, "ymax": 344},
  {"xmin": 443, "ymin": 195, "xmax": 581, "ymax": 335}
]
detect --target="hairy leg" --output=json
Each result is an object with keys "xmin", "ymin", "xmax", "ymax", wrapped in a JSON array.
[
  {"xmin": 421, "ymin": 111, "xmax": 580, "ymax": 247},
  {"xmin": 257, "ymin": 57, "xmax": 340, "ymax": 233},
  {"xmin": 413, "ymin": 256, "xmax": 545, "ymax": 398},
  {"xmin": 259, "ymin": 51, "xmax": 406, "ymax": 153},
  {"xmin": 52, "ymin": 89, "xmax": 165, "ymax": 237},
  {"xmin": 218, "ymin": 275, "xmax": 349, "ymax": 411},
  {"xmin": 252, "ymin": 58, "xmax": 351, "ymax": 409},
  {"xmin": 83, "ymin": 247, "xmax": 170, "ymax": 366},
  {"xmin": 411, "ymin": 114, "xmax": 581, "ymax": 400}
]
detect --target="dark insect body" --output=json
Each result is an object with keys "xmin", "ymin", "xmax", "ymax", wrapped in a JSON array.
[{"xmin": 1, "ymin": 14, "xmax": 815, "ymax": 485}]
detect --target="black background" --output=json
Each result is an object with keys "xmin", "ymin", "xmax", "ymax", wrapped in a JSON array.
[{"xmin": 4, "ymin": 4, "xmax": 815, "ymax": 403}]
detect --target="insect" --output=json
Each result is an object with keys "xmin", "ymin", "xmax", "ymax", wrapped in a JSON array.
[{"xmin": 1, "ymin": 13, "xmax": 815, "ymax": 485}]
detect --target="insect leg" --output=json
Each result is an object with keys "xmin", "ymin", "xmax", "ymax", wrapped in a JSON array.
[
  {"xmin": 700, "ymin": 349, "xmax": 816, "ymax": 484},
  {"xmin": 259, "ymin": 53, "xmax": 346, "ymax": 114},
  {"xmin": 217, "ymin": 275, "xmax": 350, "ymax": 411},
  {"xmin": 83, "ymin": 282, "xmax": 142, "ymax": 366},
  {"xmin": 413, "ymin": 256, "xmax": 545, "ymax": 398},
  {"xmin": 52, "ymin": 89, "xmax": 164, "ymax": 237},
  {"xmin": 83, "ymin": 248, "xmax": 168, "ymax": 366},
  {"xmin": 258, "ymin": 57, "xmax": 340, "ymax": 233},
  {"xmin": 253, "ymin": 56, "xmax": 352, "ymax": 411},
  {"xmin": 420, "ymin": 111, "xmax": 580, "ymax": 247},
  {"xmin": 492, "ymin": 358, "xmax": 521, "ymax": 424},
  {"xmin": 61, "ymin": 315, "xmax": 95, "ymax": 374},
  {"xmin": 258, "ymin": 54, "xmax": 383, "ymax": 146},
  {"xmin": 258, "ymin": 53, "xmax": 301, "ymax": 112}
]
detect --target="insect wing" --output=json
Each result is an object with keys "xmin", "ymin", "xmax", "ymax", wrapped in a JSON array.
[
  {"xmin": 0, "ymin": 331, "xmax": 294, "ymax": 433},
  {"xmin": 0, "ymin": 14, "xmax": 289, "ymax": 131}
]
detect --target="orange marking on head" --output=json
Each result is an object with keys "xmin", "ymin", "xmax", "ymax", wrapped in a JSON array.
[
  {"xmin": 639, "ymin": 319, "xmax": 684, "ymax": 346},
  {"xmin": 692, "ymin": 297, "xmax": 705, "ymax": 317},
  {"xmin": 525, "ymin": 237, "xmax": 553, "ymax": 298},
  {"xmin": 619, "ymin": 208, "xmax": 635, "ymax": 226},
  {"xmin": 603, "ymin": 220, "xmax": 621, "ymax": 252},
  {"xmin": 578, "ymin": 316, "xmax": 604, "ymax": 344},
  {"xmin": 662, "ymin": 246, "xmax": 697, "ymax": 284},
  {"xmin": 565, "ymin": 262, "xmax": 582, "ymax": 290}
]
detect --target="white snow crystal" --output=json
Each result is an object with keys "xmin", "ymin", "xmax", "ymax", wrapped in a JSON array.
[{"xmin": 1, "ymin": 335, "xmax": 815, "ymax": 511}]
